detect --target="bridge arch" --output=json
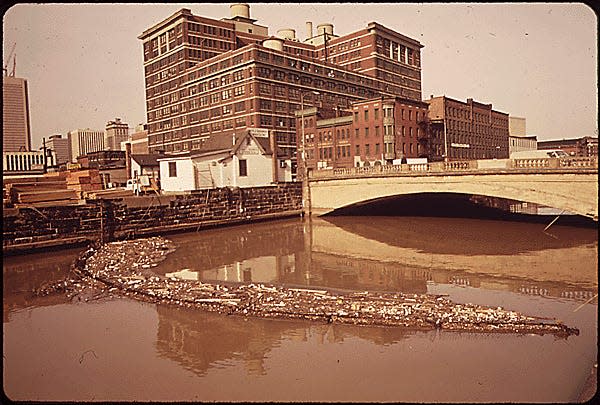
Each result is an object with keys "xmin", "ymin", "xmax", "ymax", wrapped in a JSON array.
[{"xmin": 307, "ymin": 172, "xmax": 598, "ymax": 220}]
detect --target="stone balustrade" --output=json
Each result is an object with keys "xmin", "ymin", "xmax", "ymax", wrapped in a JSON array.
[{"xmin": 309, "ymin": 157, "xmax": 598, "ymax": 180}]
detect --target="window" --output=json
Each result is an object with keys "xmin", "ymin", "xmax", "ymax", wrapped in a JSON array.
[
  {"xmin": 354, "ymin": 112, "xmax": 358, "ymax": 122},
  {"xmin": 364, "ymin": 127, "xmax": 369, "ymax": 137},
  {"xmin": 168, "ymin": 161, "xmax": 177, "ymax": 177},
  {"xmin": 234, "ymin": 101, "xmax": 245, "ymax": 112},
  {"xmin": 364, "ymin": 110, "xmax": 369, "ymax": 121},
  {"xmin": 234, "ymin": 85, "xmax": 245, "ymax": 96},
  {"xmin": 239, "ymin": 159, "xmax": 247, "ymax": 176}
]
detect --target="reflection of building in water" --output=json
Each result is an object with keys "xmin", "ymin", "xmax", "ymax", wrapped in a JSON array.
[
  {"xmin": 155, "ymin": 304, "xmax": 411, "ymax": 377},
  {"xmin": 155, "ymin": 306, "xmax": 290, "ymax": 376},
  {"xmin": 154, "ymin": 220, "xmax": 304, "ymax": 277},
  {"xmin": 200, "ymin": 255, "xmax": 294, "ymax": 283},
  {"xmin": 165, "ymin": 268, "xmax": 199, "ymax": 280}
]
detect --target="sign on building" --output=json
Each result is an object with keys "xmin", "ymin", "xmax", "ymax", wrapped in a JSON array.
[{"xmin": 248, "ymin": 128, "xmax": 270, "ymax": 138}]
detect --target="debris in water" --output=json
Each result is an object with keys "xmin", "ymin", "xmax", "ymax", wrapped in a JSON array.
[{"xmin": 35, "ymin": 236, "xmax": 580, "ymax": 339}]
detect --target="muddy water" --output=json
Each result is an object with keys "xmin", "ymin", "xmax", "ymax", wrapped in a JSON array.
[{"xmin": 3, "ymin": 216, "xmax": 597, "ymax": 402}]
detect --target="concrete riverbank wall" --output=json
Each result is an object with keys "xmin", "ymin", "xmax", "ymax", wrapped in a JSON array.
[{"xmin": 3, "ymin": 183, "xmax": 303, "ymax": 255}]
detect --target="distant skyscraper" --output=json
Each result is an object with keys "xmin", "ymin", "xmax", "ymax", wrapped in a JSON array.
[
  {"xmin": 45, "ymin": 134, "xmax": 71, "ymax": 165},
  {"xmin": 105, "ymin": 118, "xmax": 130, "ymax": 150},
  {"xmin": 2, "ymin": 76, "xmax": 32, "ymax": 152},
  {"xmin": 68, "ymin": 128, "xmax": 105, "ymax": 162}
]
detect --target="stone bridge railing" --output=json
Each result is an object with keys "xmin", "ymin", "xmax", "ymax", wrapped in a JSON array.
[{"xmin": 308, "ymin": 157, "xmax": 598, "ymax": 180}]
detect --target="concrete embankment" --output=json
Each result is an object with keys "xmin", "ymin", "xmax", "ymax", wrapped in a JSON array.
[{"xmin": 3, "ymin": 183, "xmax": 302, "ymax": 255}]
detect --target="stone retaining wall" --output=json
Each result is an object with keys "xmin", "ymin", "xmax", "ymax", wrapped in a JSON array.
[{"xmin": 3, "ymin": 183, "xmax": 303, "ymax": 254}]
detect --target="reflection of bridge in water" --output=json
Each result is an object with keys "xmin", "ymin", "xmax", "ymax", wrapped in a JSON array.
[
  {"xmin": 153, "ymin": 217, "xmax": 597, "ymax": 303},
  {"xmin": 306, "ymin": 157, "xmax": 598, "ymax": 219}
]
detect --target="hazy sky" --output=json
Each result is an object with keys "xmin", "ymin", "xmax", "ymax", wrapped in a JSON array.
[{"xmin": 2, "ymin": 2, "xmax": 597, "ymax": 149}]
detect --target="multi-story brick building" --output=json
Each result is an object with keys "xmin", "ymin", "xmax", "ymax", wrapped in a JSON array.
[
  {"xmin": 295, "ymin": 96, "xmax": 428, "ymax": 171},
  {"xmin": 424, "ymin": 96, "xmax": 509, "ymax": 160},
  {"xmin": 138, "ymin": 4, "xmax": 423, "ymax": 159}
]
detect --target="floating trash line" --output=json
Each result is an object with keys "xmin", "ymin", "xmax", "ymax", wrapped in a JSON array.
[{"xmin": 34, "ymin": 236, "xmax": 579, "ymax": 338}]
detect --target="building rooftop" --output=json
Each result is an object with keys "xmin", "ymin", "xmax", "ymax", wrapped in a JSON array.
[{"xmin": 131, "ymin": 154, "xmax": 160, "ymax": 167}]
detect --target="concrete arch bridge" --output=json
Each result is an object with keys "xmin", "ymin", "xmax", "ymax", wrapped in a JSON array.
[{"xmin": 305, "ymin": 157, "xmax": 598, "ymax": 220}]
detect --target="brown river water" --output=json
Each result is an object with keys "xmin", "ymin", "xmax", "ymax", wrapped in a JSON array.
[{"xmin": 3, "ymin": 216, "xmax": 597, "ymax": 402}]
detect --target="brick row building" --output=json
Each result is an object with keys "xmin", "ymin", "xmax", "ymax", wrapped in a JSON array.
[
  {"xmin": 296, "ymin": 96, "xmax": 429, "ymax": 170},
  {"xmin": 424, "ymin": 96, "xmax": 509, "ymax": 160},
  {"xmin": 295, "ymin": 94, "xmax": 510, "ymax": 170}
]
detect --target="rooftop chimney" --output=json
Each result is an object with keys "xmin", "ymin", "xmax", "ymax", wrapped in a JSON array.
[{"xmin": 306, "ymin": 21, "xmax": 313, "ymax": 40}]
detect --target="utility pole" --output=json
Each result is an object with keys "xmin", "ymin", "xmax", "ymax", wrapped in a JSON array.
[
  {"xmin": 42, "ymin": 137, "xmax": 48, "ymax": 173},
  {"xmin": 300, "ymin": 91, "xmax": 319, "ymax": 216}
]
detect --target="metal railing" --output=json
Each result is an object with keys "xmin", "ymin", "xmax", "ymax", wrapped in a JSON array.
[{"xmin": 309, "ymin": 157, "xmax": 598, "ymax": 180}]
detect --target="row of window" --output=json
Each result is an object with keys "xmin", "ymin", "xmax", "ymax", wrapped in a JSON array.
[
  {"xmin": 330, "ymin": 38, "xmax": 362, "ymax": 54},
  {"xmin": 375, "ymin": 58, "xmax": 420, "ymax": 80},
  {"xmin": 354, "ymin": 106, "xmax": 424, "ymax": 122},
  {"xmin": 375, "ymin": 35, "xmax": 420, "ymax": 67},
  {"xmin": 144, "ymin": 50, "xmax": 185, "ymax": 75},
  {"xmin": 187, "ymin": 35, "xmax": 233, "ymax": 51},
  {"xmin": 187, "ymin": 22, "xmax": 232, "ymax": 39}
]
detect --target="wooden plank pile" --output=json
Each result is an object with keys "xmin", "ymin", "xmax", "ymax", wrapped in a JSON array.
[
  {"xmin": 66, "ymin": 169, "xmax": 103, "ymax": 193},
  {"xmin": 3, "ymin": 173, "xmax": 80, "ymax": 205}
]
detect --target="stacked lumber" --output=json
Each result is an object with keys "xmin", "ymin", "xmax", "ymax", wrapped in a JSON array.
[
  {"xmin": 66, "ymin": 169, "xmax": 103, "ymax": 192},
  {"xmin": 4, "ymin": 175, "xmax": 73, "ymax": 205}
]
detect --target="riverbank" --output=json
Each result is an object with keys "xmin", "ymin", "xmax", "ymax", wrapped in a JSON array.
[
  {"xmin": 3, "ymin": 183, "xmax": 303, "ymax": 255},
  {"xmin": 35, "ymin": 236, "xmax": 579, "ymax": 338}
]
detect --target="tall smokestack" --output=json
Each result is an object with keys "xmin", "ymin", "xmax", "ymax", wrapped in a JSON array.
[{"xmin": 306, "ymin": 21, "xmax": 313, "ymax": 40}]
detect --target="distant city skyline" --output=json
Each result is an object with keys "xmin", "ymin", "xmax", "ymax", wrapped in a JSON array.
[{"xmin": 2, "ymin": 2, "xmax": 597, "ymax": 150}]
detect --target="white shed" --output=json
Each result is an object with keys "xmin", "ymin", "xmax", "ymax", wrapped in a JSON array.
[{"xmin": 158, "ymin": 130, "xmax": 292, "ymax": 193}]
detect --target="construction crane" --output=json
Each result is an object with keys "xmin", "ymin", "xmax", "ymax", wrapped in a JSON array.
[{"xmin": 3, "ymin": 42, "xmax": 16, "ymax": 77}]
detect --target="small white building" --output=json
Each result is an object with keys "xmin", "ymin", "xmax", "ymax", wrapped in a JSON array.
[{"xmin": 158, "ymin": 130, "xmax": 293, "ymax": 193}]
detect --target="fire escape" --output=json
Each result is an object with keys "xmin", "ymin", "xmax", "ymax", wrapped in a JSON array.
[{"xmin": 417, "ymin": 117, "xmax": 445, "ymax": 161}]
